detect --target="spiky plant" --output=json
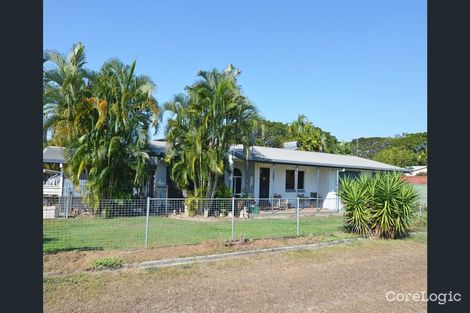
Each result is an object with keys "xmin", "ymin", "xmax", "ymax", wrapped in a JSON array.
[
  {"xmin": 339, "ymin": 175, "xmax": 372, "ymax": 237},
  {"xmin": 370, "ymin": 173, "xmax": 418, "ymax": 238},
  {"xmin": 339, "ymin": 172, "xmax": 418, "ymax": 239}
]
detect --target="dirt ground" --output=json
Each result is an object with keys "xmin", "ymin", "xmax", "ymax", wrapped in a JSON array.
[
  {"xmin": 44, "ymin": 234, "xmax": 356, "ymax": 275},
  {"xmin": 44, "ymin": 234, "xmax": 427, "ymax": 313}
]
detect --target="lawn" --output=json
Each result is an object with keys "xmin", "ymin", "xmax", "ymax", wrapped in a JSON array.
[{"xmin": 43, "ymin": 215, "xmax": 348, "ymax": 253}]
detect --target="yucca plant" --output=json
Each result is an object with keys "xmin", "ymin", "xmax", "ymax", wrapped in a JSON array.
[
  {"xmin": 339, "ymin": 175, "xmax": 372, "ymax": 237},
  {"xmin": 339, "ymin": 172, "xmax": 418, "ymax": 239},
  {"xmin": 370, "ymin": 173, "xmax": 418, "ymax": 238}
]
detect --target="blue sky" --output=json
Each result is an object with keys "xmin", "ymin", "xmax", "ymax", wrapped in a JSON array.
[{"xmin": 44, "ymin": 0, "xmax": 426, "ymax": 141}]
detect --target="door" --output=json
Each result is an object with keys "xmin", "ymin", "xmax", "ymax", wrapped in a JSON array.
[{"xmin": 259, "ymin": 167, "xmax": 270, "ymax": 198}]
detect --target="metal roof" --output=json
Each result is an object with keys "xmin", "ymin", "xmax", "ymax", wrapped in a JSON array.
[
  {"xmin": 230, "ymin": 145, "xmax": 409, "ymax": 172},
  {"xmin": 43, "ymin": 146, "xmax": 65, "ymax": 164},
  {"xmin": 43, "ymin": 143, "xmax": 167, "ymax": 165},
  {"xmin": 149, "ymin": 140, "xmax": 168, "ymax": 155},
  {"xmin": 43, "ymin": 142, "xmax": 408, "ymax": 172}
]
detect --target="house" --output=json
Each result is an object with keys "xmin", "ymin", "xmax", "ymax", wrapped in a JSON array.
[
  {"xmin": 43, "ymin": 141, "xmax": 409, "ymax": 211},
  {"xmin": 43, "ymin": 143, "xmax": 170, "ymax": 199},
  {"xmin": 224, "ymin": 145, "xmax": 409, "ymax": 210}
]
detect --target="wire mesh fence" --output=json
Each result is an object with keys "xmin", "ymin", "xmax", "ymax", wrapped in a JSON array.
[{"xmin": 43, "ymin": 196, "xmax": 428, "ymax": 253}]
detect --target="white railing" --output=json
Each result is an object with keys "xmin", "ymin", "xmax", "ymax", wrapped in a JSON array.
[{"xmin": 43, "ymin": 184, "xmax": 62, "ymax": 196}]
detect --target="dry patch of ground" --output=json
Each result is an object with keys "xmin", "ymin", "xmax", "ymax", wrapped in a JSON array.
[
  {"xmin": 44, "ymin": 233, "xmax": 427, "ymax": 313},
  {"xmin": 44, "ymin": 233, "xmax": 357, "ymax": 275}
]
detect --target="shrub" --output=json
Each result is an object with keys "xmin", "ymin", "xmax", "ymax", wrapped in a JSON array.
[
  {"xmin": 91, "ymin": 256, "xmax": 124, "ymax": 270},
  {"xmin": 184, "ymin": 194, "xmax": 200, "ymax": 216},
  {"xmin": 339, "ymin": 175, "xmax": 372, "ymax": 237},
  {"xmin": 339, "ymin": 172, "xmax": 418, "ymax": 239},
  {"xmin": 370, "ymin": 173, "xmax": 418, "ymax": 238},
  {"xmin": 214, "ymin": 184, "xmax": 233, "ymax": 198}
]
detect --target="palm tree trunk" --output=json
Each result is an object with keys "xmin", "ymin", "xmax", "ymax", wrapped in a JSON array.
[
  {"xmin": 210, "ymin": 174, "xmax": 219, "ymax": 199},
  {"xmin": 244, "ymin": 159, "xmax": 249, "ymax": 196}
]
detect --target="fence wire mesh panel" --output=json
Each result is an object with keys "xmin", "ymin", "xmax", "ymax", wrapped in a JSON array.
[
  {"xmin": 146, "ymin": 198, "xmax": 233, "ymax": 247},
  {"xmin": 416, "ymin": 197, "xmax": 428, "ymax": 219},
  {"xmin": 234, "ymin": 198, "xmax": 298, "ymax": 240},
  {"xmin": 43, "ymin": 197, "xmax": 148, "ymax": 252},
  {"xmin": 43, "ymin": 195, "xmax": 427, "ymax": 252}
]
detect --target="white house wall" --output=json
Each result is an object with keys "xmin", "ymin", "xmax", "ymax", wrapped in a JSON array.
[
  {"xmin": 62, "ymin": 178, "xmax": 87, "ymax": 197},
  {"xmin": 250, "ymin": 162, "xmax": 374, "ymax": 211},
  {"xmin": 225, "ymin": 160, "xmax": 251, "ymax": 195},
  {"xmin": 252, "ymin": 163, "xmax": 332, "ymax": 200},
  {"xmin": 154, "ymin": 163, "xmax": 168, "ymax": 198},
  {"xmin": 155, "ymin": 163, "xmax": 167, "ymax": 187}
]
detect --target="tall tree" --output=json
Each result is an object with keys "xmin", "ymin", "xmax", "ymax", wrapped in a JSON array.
[
  {"xmin": 373, "ymin": 146, "xmax": 417, "ymax": 168},
  {"xmin": 287, "ymin": 114, "xmax": 321, "ymax": 151},
  {"xmin": 43, "ymin": 42, "xmax": 95, "ymax": 146},
  {"xmin": 66, "ymin": 59, "xmax": 161, "ymax": 206},
  {"xmin": 165, "ymin": 65, "xmax": 260, "ymax": 198},
  {"xmin": 44, "ymin": 43, "xmax": 161, "ymax": 208}
]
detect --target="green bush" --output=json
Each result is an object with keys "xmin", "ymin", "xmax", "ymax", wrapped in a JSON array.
[
  {"xmin": 184, "ymin": 195, "xmax": 199, "ymax": 216},
  {"xmin": 340, "ymin": 175, "xmax": 372, "ymax": 237},
  {"xmin": 91, "ymin": 256, "xmax": 124, "ymax": 270},
  {"xmin": 214, "ymin": 184, "xmax": 233, "ymax": 198},
  {"xmin": 339, "ymin": 172, "xmax": 418, "ymax": 239}
]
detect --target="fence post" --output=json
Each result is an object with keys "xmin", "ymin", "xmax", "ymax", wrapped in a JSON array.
[
  {"xmin": 231, "ymin": 197, "xmax": 235, "ymax": 241},
  {"xmin": 145, "ymin": 197, "xmax": 150, "ymax": 248},
  {"xmin": 336, "ymin": 194, "xmax": 340, "ymax": 212},
  {"xmin": 65, "ymin": 195, "xmax": 70, "ymax": 219},
  {"xmin": 296, "ymin": 197, "xmax": 300, "ymax": 236}
]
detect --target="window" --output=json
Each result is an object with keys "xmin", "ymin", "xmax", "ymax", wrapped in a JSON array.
[
  {"xmin": 285, "ymin": 170, "xmax": 295, "ymax": 190},
  {"xmin": 285, "ymin": 169, "xmax": 305, "ymax": 191},
  {"xmin": 339, "ymin": 170, "xmax": 361, "ymax": 180},
  {"xmin": 232, "ymin": 168, "xmax": 242, "ymax": 195},
  {"xmin": 297, "ymin": 171, "xmax": 304, "ymax": 190}
]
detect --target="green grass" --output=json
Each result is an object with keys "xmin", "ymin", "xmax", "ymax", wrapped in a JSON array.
[
  {"xmin": 43, "ymin": 215, "xmax": 348, "ymax": 253},
  {"xmin": 91, "ymin": 256, "xmax": 124, "ymax": 270}
]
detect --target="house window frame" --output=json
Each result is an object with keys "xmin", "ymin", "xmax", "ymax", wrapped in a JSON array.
[
  {"xmin": 285, "ymin": 169, "xmax": 295, "ymax": 192},
  {"xmin": 232, "ymin": 168, "xmax": 242, "ymax": 196},
  {"xmin": 297, "ymin": 170, "xmax": 305, "ymax": 191},
  {"xmin": 285, "ymin": 169, "xmax": 305, "ymax": 192}
]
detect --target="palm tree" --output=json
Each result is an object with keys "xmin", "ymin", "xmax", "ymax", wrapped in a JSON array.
[
  {"xmin": 43, "ymin": 42, "xmax": 95, "ymax": 146},
  {"xmin": 65, "ymin": 58, "xmax": 161, "ymax": 209},
  {"xmin": 165, "ymin": 65, "xmax": 260, "ymax": 198},
  {"xmin": 288, "ymin": 114, "xmax": 321, "ymax": 151}
]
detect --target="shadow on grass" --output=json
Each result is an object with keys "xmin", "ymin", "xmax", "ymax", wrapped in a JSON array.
[{"xmin": 43, "ymin": 246, "xmax": 105, "ymax": 255}]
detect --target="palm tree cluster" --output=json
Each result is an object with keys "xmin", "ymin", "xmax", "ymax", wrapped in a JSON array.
[
  {"xmin": 43, "ymin": 43, "xmax": 161, "ymax": 208},
  {"xmin": 164, "ymin": 65, "xmax": 261, "ymax": 198}
]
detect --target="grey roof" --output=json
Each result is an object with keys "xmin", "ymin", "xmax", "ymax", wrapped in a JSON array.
[
  {"xmin": 149, "ymin": 140, "xmax": 168, "ymax": 155},
  {"xmin": 230, "ymin": 145, "xmax": 409, "ymax": 172},
  {"xmin": 43, "ymin": 146, "xmax": 65, "ymax": 164},
  {"xmin": 44, "ymin": 141, "xmax": 408, "ymax": 172},
  {"xmin": 43, "ymin": 142, "xmax": 167, "ymax": 165}
]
